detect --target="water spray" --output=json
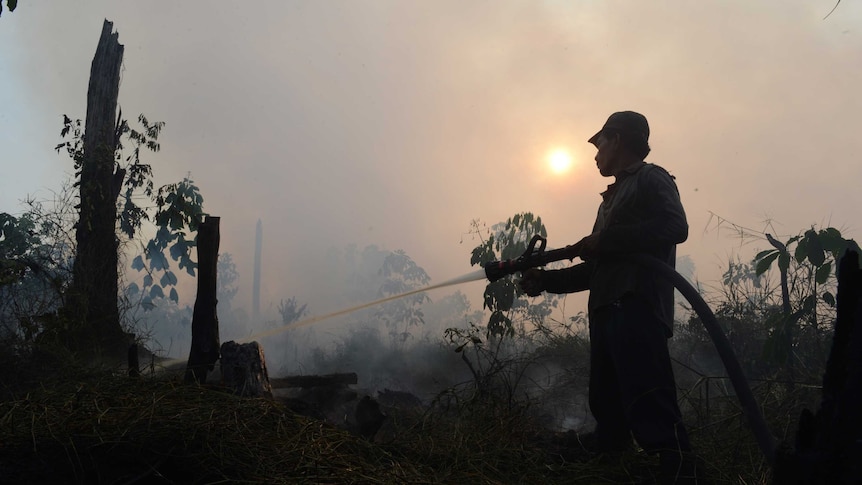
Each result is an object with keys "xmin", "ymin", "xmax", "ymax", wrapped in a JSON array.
[
  {"xmin": 237, "ymin": 268, "xmax": 488, "ymax": 342},
  {"xmin": 233, "ymin": 234, "xmax": 570, "ymax": 343},
  {"xmin": 157, "ymin": 268, "xmax": 487, "ymax": 369}
]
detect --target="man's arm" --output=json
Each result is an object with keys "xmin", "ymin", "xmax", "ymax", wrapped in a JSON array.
[{"xmin": 540, "ymin": 260, "xmax": 594, "ymax": 294}]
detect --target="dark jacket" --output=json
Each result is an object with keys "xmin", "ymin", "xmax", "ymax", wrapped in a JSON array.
[{"xmin": 542, "ymin": 161, "xmax": 688, "ymax": 335}]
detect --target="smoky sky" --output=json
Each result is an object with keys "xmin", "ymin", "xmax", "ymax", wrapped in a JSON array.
[{"xmin": 2, "ymin": 1, "xmax": 861, "ymax": 322}]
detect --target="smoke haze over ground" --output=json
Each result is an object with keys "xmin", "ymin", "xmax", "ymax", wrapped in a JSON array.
[{"xmin": 2, "ymin": 2, "xmax": 862, "ymax": 364}]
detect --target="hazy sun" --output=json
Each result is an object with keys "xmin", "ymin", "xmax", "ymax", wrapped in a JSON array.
[{"xmin": 547, "ymin": 148, "xmax": 573, "ymax": 175}]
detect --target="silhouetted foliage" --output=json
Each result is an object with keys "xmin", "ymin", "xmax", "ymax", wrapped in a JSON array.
[
  {"xmin": 58, "ymin": 115, "xmax": 205, "ymax": 310},
  {"xmin": 0, "ymin": 0, "xmax": 16, "ymax": 17},
  {"xmin": 467, "ymin": 213, "xmax": 560, "ymax": 337}
]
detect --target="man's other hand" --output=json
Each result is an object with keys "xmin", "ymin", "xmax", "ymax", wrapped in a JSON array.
[{"xmin": 518, "ymin": 268, "xmax": 545, "ymax": 297}]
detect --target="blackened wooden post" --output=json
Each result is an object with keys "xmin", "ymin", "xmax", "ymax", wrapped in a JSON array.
[{"xmin": 185, "ymin": 216, "xmax": 221, "ymax": 384}]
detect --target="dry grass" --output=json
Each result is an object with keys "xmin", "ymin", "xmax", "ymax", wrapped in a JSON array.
[
  {"xmin": 0, "ymin": 370, "xmax": 785, "ymax": 485},
  {"xmin": 0, "ymin": 373, "xmax": 420, "ymax": 484},
  {"xmin": 0, "ymin": 344, "xmax": 811, "ymax": 485}
]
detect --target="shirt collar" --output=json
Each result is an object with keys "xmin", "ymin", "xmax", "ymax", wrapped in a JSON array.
[{"xmin": 601, "ymin": 161, "xmax": 647, "ymax": 198}]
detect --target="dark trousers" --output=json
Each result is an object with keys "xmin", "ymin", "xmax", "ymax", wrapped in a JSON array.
[{"xmin": 588, "ymin": 295, "xmax": 691, "ymax": 454}]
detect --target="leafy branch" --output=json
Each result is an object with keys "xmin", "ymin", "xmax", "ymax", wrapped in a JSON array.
[{"xmin": 57, "ymin": 114, "xmax": 205, "ymax": 310}]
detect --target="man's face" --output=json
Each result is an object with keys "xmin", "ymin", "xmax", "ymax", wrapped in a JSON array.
[{"xmin": 593, "ymin": 132, "xmax": 620, "ymax": 177}]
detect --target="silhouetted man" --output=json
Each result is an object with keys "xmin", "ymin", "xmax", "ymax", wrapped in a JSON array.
[{"xmin": 519, "ymin": 111, "xmax": 699, "ymax": 483}]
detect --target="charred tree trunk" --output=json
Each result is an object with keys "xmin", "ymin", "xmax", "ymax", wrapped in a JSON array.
[
  {"xmin": 775, "ymin": 250, "xmax": 862, "ymax": 483},
  {"xmin": 63, "ymin": 19, "xmax": 126, "ymax": 358},
  {"xmin": 185, "ymin": 216, "xmax": 221, "ymax": 383}
]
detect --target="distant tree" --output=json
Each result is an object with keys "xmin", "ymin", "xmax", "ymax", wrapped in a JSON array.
[
  {"xmin": 376, "ymin": 249, "xmax": 431, "ymax": 344},
  {"xmin": 217, "ymin": 253, "xmax": 239, "ymax": 312},
  {"xmin": 278, "ymin": 297, "xmax": 308, "ymax": 325},
  {"xmin": 315, "ymin": 243, "xmax": 433, "ymax": 345}
]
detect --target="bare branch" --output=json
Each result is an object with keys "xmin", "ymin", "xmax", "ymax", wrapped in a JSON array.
[{"xmin": 823, "ymin": 0, "xmax": 841, "ymax": 20}]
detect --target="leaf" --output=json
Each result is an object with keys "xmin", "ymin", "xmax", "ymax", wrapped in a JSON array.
[
  {"xmin": 149, "ymin": 251, "xmax": 169, "ymax": 271},
  {"xmin": 805, "ymin": 229, "xmax": 826, "ymax": 267},
  {"xmin": 127, "ymin": 282, "xmax": 139, "ymax": 296},
  {"xmin": 755, "ymin": 251, "xmax": 779, "ymax": 276},
  {"xmin": 823, "ymin": 291, "xmax": 835, "ymax": 307},
  {"xmin": 170, "ymin": 239, "xmax": 189, "ymax": 261},
  {"xmin": 815, "ymin": 261, "xmax": 832, "ymax": 285},
  {"xmin": 155, "ymin": 225, "xmax": 174, "ymax": 246},
  {"xmin": 160, "ymin": 270, "xmax": 178, "ymax": 287},
  {"xmin": 179, "ymin": 258, "xmax": 197, "ymax": 276},
  {"xmin": 487, "ymin": 311, "xmax": 512, "ymax": 337},
  {"xmin": 150, "ymin": 284, "xmax": 165, "ymax": 299},
  {"xmin": 794, "ymin": 237, "xmax": 809, "ymax": 263},
  {"xmin": 819, "ymin": 227, "xmax": 846, "ymax": 253},
  {"xmin": 754, "ymin": 249, "xmax": 776, "ymax": 261},
  {"xmin": 143, "ymin": 274, "xmax": 153, "ymax": 288},
  {"xmin": 131, "ymin": 255, "xmax": 145, "ymax": 271},
  {"xmin": 169, "ymin": 287, "xmax": 179, "ymax": 304}
]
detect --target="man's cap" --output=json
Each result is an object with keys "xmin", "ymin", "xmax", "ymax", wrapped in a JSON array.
[{"xmin": 588, "ymin": 111, "xmax": 650, "ymax": 145}]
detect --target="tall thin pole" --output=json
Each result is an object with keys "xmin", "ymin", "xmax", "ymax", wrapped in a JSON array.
[{"xmin": 252, "ymin": 219, "xmax": 262, "ymax": 324}]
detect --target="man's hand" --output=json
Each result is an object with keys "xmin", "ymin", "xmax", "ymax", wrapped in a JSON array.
[{"xmin": 518, "ymin": 268, "xmax": 545, "ymax": 297}]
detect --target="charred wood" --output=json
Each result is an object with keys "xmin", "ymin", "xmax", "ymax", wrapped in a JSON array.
[{"xmin": 270, "ymin": 373, "xmax": 358, "ymax": 389}]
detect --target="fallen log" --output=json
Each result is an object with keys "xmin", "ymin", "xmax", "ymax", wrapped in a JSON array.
[{"xmin": 270, "ymin": 373, "xmax": 358, "ymax": 389}]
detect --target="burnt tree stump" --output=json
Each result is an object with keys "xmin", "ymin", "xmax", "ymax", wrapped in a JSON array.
[{"xmin": 220, "ymin": 341, "xmax": 273, "ymax": 398}]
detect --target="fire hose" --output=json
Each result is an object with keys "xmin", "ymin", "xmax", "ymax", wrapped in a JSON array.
[{"xmin": 483, "ymin": 235, "xmax": 778, "ymax": 465}]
